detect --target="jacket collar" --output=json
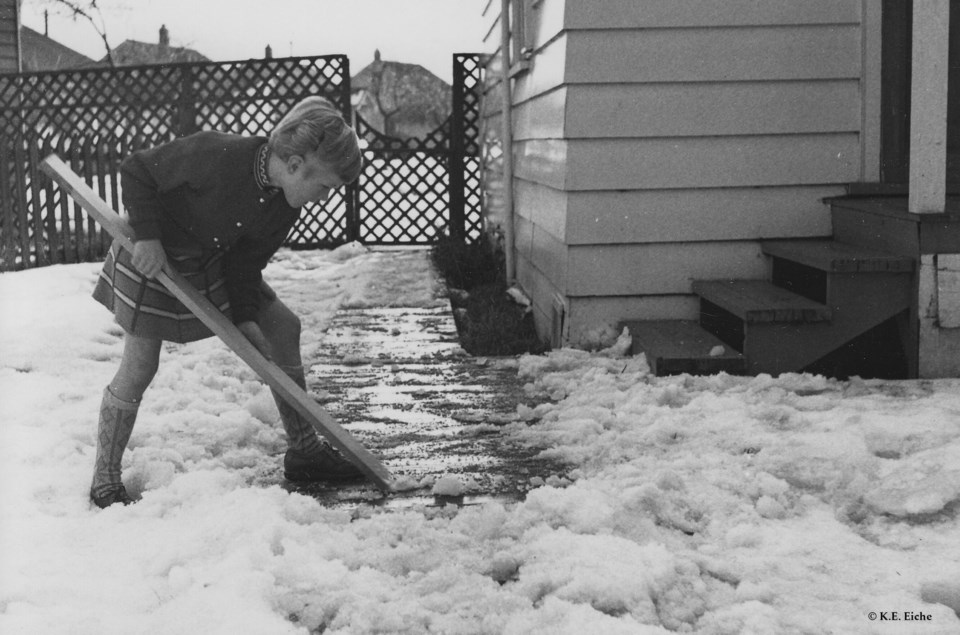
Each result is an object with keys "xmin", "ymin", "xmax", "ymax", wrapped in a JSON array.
[{"xmin": 254, "ymin": 143, "xmax": 275, "ymax": 191}]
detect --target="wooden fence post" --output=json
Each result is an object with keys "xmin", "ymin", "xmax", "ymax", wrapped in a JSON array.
[
  {"xmin": 12, "ymin": 138, "xmax": 32, "ymax": 267},
  {"xmin": 27, "ymin": 141, "xmax": 50, "ymax": 267},
  {"xmin": 0, "ymin": 142, "xmax": 16, "ymax": 270},
  {"xmin": 448, "ymin": 56, "xmax": 466, "ymax": 241},
  {"xmin": 69, "ymin": 138, "xmax": 87, "ymax": 261},
  {"xmin": 177, "ymin": 66, "xmax": 198, "ymax": 137}
]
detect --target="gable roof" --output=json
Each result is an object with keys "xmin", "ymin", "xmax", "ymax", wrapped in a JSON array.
[
  {"xmin": 351, "ymin": 50, "xmax": 452, "ymax": 135},
  {"xmin": 105, "ymin": 39, "xmax": 208, "ymax": 66},
  {"xmin": 352, "ymin": 53, "xmax": 449, "ymax": 95},
  {"xmin": 19, "ymin": 25, "xmax": 95, "ymax": 71}
]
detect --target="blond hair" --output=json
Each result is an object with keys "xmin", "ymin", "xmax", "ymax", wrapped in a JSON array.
[{"xmin": 269, "ymin": 96, "xmax": 362, "ymax": 183}]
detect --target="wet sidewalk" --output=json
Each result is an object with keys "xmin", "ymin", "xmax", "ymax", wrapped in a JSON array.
[{"xmin": 286, "ymin": 288, "xmax": 562, "ymax": 509}]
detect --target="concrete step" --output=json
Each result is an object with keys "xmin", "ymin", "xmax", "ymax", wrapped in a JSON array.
[
  {"xmin": 692, "ymin": 279, "xmax": 832, "ymax": 324},
  {"xmin": 621, "ymin": 319, "xmax": 746, "ymax": 376}
]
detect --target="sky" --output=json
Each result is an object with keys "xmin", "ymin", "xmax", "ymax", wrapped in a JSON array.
[
  {"xmin": 19, "ymin": 0, "xmax": 491, "ymax": 82},
  {"xmin": 1, "ymin": 246, "xmax": 960, "ymax": 633}
]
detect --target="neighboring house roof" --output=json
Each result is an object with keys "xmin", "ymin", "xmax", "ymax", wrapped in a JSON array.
[
  {"xmin": 106, "ymin": 40, "xmax": 208, "ymax": 66},
  {"xmin": 19, "ymin": 25, "xmax": 95, "ymax": 71},
  {"xmin": 105, "ymin": 25, "xmax": 208, "ymax": 66},
  {"xmin": 352, "ymin": 50, "xmax": 451, "ymax": 138}
]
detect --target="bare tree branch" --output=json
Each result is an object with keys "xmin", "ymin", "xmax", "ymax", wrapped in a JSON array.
[{"xmin": 42, "ymin": 0, "xmax": 116, "ymax": 66}]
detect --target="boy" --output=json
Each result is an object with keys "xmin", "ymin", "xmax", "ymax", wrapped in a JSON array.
[{"xmin": 90, "ymin": 97, "xmax": 364, "ymax": 508}]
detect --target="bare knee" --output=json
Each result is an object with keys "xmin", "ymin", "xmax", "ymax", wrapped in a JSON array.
[{"xmin": 111, "ymin": 334, "xmax": 161, "ymax": 401}]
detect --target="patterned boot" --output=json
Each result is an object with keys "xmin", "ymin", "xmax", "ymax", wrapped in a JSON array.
[
  {"xmin": 274, "ymin": 365, "xmax": 364, "ymax": 482},
  {"xmin": 90, "ymin": 386, "xmax": 138, "ymax": 508}
]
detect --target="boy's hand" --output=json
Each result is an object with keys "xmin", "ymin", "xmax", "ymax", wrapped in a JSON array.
[
  {"xmin": 237, "ymin": 321, "xmax": 273, "ymax": 360},
  {"xmin": 131, "ymin": 239, "xmax": 167, "ymax": 279}
]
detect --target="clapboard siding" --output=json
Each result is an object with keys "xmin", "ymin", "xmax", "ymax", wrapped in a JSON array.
[
  {"xmin": 566, "ymin": 26, "xmax": 861, "ymax": 84},
  {"xmin": 0, "ymin": 0, "xmax": 18, "ymax": 73},
  {"xmin": 513, "ymin": 87, "xmax": 566, "ymax": 140},
  {"xmin": 565, "ymin": 186, "xmax": 840, "ymax": 245},
  {"xmin": 565, "ymin": 81, "xmax": 861, "ymax": 138},
  {"xmin": 0, "ymin": 39, "xmax": 16, "ymax": 70},
  {"xmin": 515, "ymin": 134, "xmax": 860, "ymax": 191},
  {"xmin": 515, "ymin": 214, "xmax": 568, "ymax": 342},
  {"xmin": 568, "ymin": 242, "xmax": 767, "ymax": 296},
  {"xmin": 513, "ymin": 138, "xmax": 567, "ymax": 190},
  {"xmin": 512, "ymin": 32, "xmax": 567, "ymax": 104},
  {"xmin": 514, "ymin": 178, "xmax": 567, "ymax": 241},
  {"xmin": 526, "ymin": 0, "xmax": 565, "ymax": 52},
  {"xmin": 516, "ymin": 249, "xmax": 564, "ymax": 344},
  {"xmin": 564, "ymin": 0, "xmax": 860, "ymax": 29},
  {"xmin": 516, "ymin": 213, "xmax": 569, "ymax": 295},
  {"xmin": 563, "ymin": 134, "xmax": 861, "ymax": 191}
]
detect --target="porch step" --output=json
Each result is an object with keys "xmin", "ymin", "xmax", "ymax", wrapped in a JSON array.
[
  {"xmin": 621, "ymin": 320, "xmax": 746, "ymax": 376},
  {"xmin": 762, "ymin": 240, "xmax": 915, "ymax": 273},
  {"xmin": 691, "ymin": 280, "xmax": 832, "ymax": 324}
]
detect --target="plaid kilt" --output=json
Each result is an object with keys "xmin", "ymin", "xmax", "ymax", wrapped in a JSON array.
[{"xmin": 93, "ymin": 240, "xmax": 233, "ymax": 343}]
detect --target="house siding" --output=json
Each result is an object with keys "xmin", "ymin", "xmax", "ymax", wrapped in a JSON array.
[
  {"xmin": 481, "ymin": 0, "xmax": 865, "ymax": 347},
  {"xmin": 480, "ymin": 0, "xmax": 570, "ymax": 345},
  {"xmin": 563, "ymin": 0, "xmax": 861, "ymax": 29},
  {"xmin": 0, "ymin": 0, "xmax": 20, "ymax": 74}
]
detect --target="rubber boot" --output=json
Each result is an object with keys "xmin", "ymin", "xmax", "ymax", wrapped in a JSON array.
[
  {"xmin": 273, "ymin": 365, "xmax": 363, "ymax": 482},
  {"xmin": 90, "ymin": 386, "xmax": 138, "ymax": 508}
]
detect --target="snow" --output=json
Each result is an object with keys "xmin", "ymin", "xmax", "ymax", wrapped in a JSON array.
[{"xmin": 2, "ymin": 247, "xmax": 960, "ymax": 634}]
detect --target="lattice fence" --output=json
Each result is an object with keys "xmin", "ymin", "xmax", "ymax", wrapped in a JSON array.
[
  {"xmin": 0, "ymin": 53, "xmax": 485, "ymax": 270},
  {"xmin": 353, "ymin": 53, "xmax": 484, "ymax": 245},
  {"xmin": 0, "ymin": 56, "xmax": 352, "ymax": 270}
]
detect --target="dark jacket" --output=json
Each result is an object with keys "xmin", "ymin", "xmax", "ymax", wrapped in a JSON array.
[{"xmin": 120, "ymin": 131, "xmax": 299, "ymax": 324}]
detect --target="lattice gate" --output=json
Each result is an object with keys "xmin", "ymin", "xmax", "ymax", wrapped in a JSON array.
[{"xmin": 351, "ymin": 53, "xmax": 483, "ymax": 245}]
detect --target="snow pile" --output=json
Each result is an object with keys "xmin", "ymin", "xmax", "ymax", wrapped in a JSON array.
[{"xmin": 2, "ymin": 248, "xmax": 959, "ymax": 634}]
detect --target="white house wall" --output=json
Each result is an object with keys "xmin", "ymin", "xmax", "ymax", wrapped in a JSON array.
[{"xmin": 481, "ymin": 0, "xmax": 868, "ymax": 347}]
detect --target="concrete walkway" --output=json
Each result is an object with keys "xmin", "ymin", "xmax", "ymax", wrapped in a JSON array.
[{"xmin": 285, "ymin": 265, "xmax": 563, "ymax": 509}]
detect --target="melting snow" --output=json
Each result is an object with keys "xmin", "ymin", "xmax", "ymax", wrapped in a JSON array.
[{"xmin": 1, "ymin": 248, "xmax": 959, "ymax": 634}]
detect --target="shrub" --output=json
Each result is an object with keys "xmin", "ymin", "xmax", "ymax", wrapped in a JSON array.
[{"xmin": 431, "ymin": 234, "xmax": 547, "ymax": 356}]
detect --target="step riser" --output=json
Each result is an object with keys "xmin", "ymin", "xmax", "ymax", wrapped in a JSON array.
[
  {"xmin": 831, "ymin": 206, "xmax": 919, "ymax": 254},
  {"xmin": 622, "ymin": 319, "xmax": 745, "ymax": 377},
  {"xmin": 763, "ymin": 239, "xmax": 916, "ymax": 273},
  {"xmin": 772, "ymin": 267, "xmax": 914, "ymax": 313},
  {"xmin": 700, "ymin": 274, "xmax": 913, "ymax": 374},
  {"xmin": 700, "ymin": 299, "xmax": 744, "ymax": 351},
  {"xmin": 771, "ymin": 258, "xmax": 827, "ymax": 304},
  {"xmin": 831, "ymin": 200, "xmax": 960, "ymax": 255}
]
